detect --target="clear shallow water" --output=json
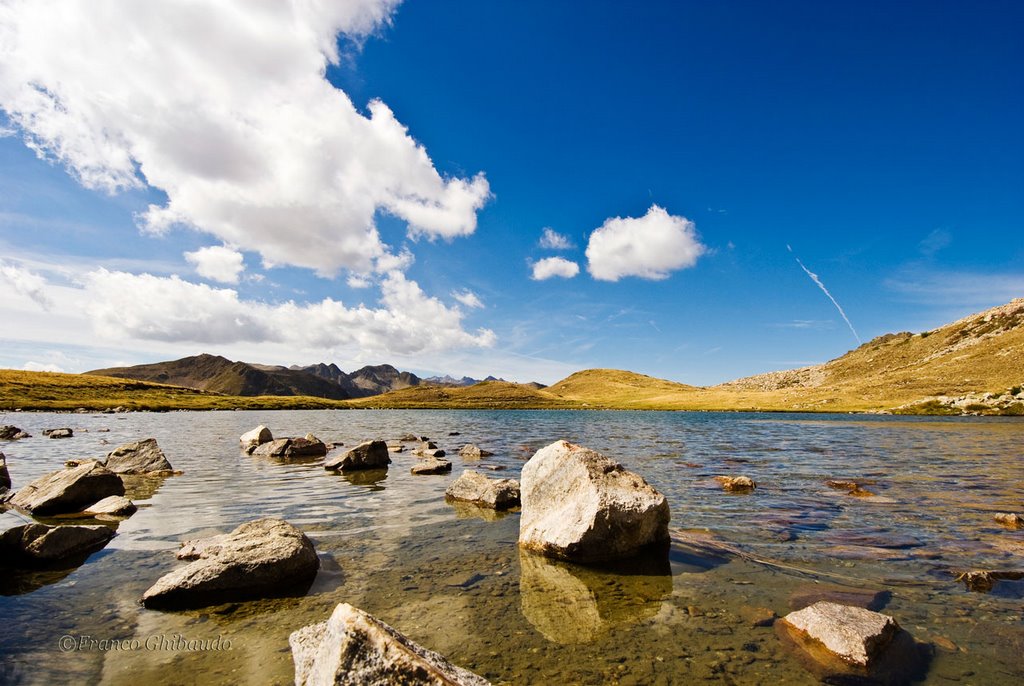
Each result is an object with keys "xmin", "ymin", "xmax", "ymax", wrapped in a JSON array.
[{"xmin": 0, "ymin": 410, "xmax": 1022, "ymax": 685}]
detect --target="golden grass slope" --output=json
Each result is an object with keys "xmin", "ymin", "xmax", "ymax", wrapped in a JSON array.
[
  {"xmin": 345, "ymin": 380, "xmax": 580, "ymax": 409},
  {"xmin": 0, "ymin": 370, "xmax": 350, "ymax": 411}
]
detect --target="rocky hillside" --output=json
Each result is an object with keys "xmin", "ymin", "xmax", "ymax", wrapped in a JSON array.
[
  {"xmin": 716, "ymin": 298, "xmax": 1024, "ymax": 411},
  {"xmin": 89, "ymin": 355, "xmax": 352, "ymax": 399}
]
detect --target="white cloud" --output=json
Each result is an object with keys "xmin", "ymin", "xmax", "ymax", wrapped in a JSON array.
[
  {"xmin": 585, "ymin": 205, "xmax": 705, "ymax": 281},
  {"xmin": 0, "ymin": 0, "xmax": 490, "ymax": 277},
  {"xmin": 184, "ymin": 245, "xmax": 245, "ymax": 284},
  {"xmin": 531, "ymin": 257, "xmax": 580, "ymax": 281},
  {"xmin": 23, "ymin": 361, "xmax": 64, "ymax": 373},
  {"xmin": 451, "ymin": 289, "xmax": 484, "ymax": 309},
  {"xmin": 82, "ymin": 269, "xmax": 495, "ymax": 355},
  {"xmin": 0, "ymin": 259, "xmax": 51, "ymax": 309},
  {"xmin": 539, "ymin": 227, "xmax": 573, "ymax": 250},
  {"xmin": 347, "ymin": 274, "xmax": 373, "ymax": 289}
]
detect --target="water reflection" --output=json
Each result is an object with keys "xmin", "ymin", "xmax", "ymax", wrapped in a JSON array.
[
  {"xmin": 337, "ymin": 468, "xmax": 389, "ymax": 489},
  {"xmin": 518, "ymin": 547, "xmax": 672, "ymax": 644}
]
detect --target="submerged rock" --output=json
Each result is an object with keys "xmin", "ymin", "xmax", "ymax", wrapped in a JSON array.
[
  {"xmin": 715, "ymin": 475, "xmax": 756, "ymax": 492},
  {"xmin": 324, "ymin": 440, "xmax": 390, "ymax": 472},
  {"xmin": 397, "ymin": 433, "xmax": 419, "ymax": 442},
  {"xmin": 105, "ymin": 438, "xmax": 174, "ymax": 474},
  {"xmin": 995, "ymin": 513, "xmax": 1024, "ymax": 529},
  {"xmin": 289, "ymin": 602, "xmax": 491, "ymax": 686},
  {"xmin": 825, "ymin": 479, "xmax": 875, "ymax": 497},
  {"xmin": 9, "ymin": 461, "xmax": 125, "ymax": 515},
  {"xmin": 0, "ymin": 425, "xmax": 29, "ymax": 440},
  {"xmin": 0, "ymin": 523, "xmax": 115, "ymax": 566},
  {"xmin": 459, "ymin": 444, "xmax": 494, "ymax": 460},
  {"xmin": 141, "ymin": 518, "xmax": 319, "ymax": 610},
  {"xmin": 44, "ymin": 428, "xmax": 73, "ymax": 439},
  {"xmin": 410, "ymin": 458, "xmax": 452, "ymax": 475},
  {"xmin": 240, "ymin": 425, "xmax": 273, "ymax": 453},
  {"xmin": 445, "ymin": 471, "xmax": 520, "ymax": 510},
  {"xmin": 955, "ymin": 569, "xmax": 1024, "ymax": 593},
  {"xmin": 518, "ymin": 441, "xmax": 670, "ymax": 562},
  {"xmin": 779, "ymin": 601, "xmax": 899, "ymax": 667}
]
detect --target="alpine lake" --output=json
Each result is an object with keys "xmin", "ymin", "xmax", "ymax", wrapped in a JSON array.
[{"xmin": 1, "ymin": 409, "xmax": 1022, "ymax": 685}]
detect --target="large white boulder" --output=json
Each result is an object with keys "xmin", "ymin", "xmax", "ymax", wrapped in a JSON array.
[{"xmin": 518, "ymin": 441, "xmax": 669, "ymax": 562}]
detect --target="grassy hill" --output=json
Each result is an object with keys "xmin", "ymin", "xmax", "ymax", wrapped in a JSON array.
[
  {"xmin": 0, "ymin": 369, "xmax": 350, "ymax": 411},
  {"xmin": 3, "ymin": 299, "xmax": 1022, "ymax": 414}
]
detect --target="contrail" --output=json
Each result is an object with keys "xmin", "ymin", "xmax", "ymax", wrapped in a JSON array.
[{"xmin": 787, "ymin": 246, "xmax": 861, "ymax": 345}]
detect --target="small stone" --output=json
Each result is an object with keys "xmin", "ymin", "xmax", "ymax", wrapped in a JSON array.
[
  {"xmin": 715, "ymin": 476, "xmax": 756, "ymax": 492},
  {"xmin": 445, "ymin": 470, "xmax": 520, "ymax": 510},
  {"xmin": 459, "ymin": 444, "xmax": 494, "ymax": 460},
  {"xmin": 994, "ymin": 513, "xmax": 1024, "ymax": 529},
  {"xmin": 0, "ymin": 425, "xmax": 29, "ymax": 440},
  {"xmin": 44, "ymin": 428, "xmax": 73, "ymax": 439},
  {"xmin": 411, "ymin": 458, "xmax": 452, "ymax": 475},
  {"xmin": 80, "ymin": 495, "xmax": 137, "ymax": 517}
]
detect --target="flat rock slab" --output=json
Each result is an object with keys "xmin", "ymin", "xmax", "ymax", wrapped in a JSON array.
[
  {"xmin": 411, "ymin": 458, "xmax": 452, "ymax": 475},
  {"xmin": 105, "ymin": 438, "xmax": 174, "ymax": 474},
  {"xmin": 141, "ymin": 518, "xmax": 319, "ymax": 610},
  {"xmin": 519, "ymin": 441, "xmax": 669, "ymax": 562},
  {"xmin": 290, "ymin": 602, "xmax": 491, "ymax": 686},
  {"xmin": 9, "ymin": 460, "xmax": 125, "ymax": 515},
  {"xmin": 81, "ymin": 495, "xmax": 137, "ymax": 517},
  {"xmin": 0, "ymin": 523, "xmax": 115, "ymax": 566},
  {"xmin": 445, "ymin": 470, "xmax": 520, "ymax": 510},
  {"xmin": 780, "ymin": 601, "xmax": 898, "ymax": 667},
  {"xmin": 324, "ymin": 440, "xmax": 390, "ymax": 472}
]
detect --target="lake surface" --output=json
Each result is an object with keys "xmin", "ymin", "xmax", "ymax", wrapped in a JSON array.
[{"xmin": 1, "ymin": 410, "xmax": 1022, "ymax": 685}]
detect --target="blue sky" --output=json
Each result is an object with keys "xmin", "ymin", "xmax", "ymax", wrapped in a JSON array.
[{"xmin": 0, "ymin": 0, "xmax": 1021, "ymax": 384}]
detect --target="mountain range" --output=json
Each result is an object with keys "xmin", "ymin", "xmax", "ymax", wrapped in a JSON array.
[{"xmin": 87, "ymin": 355, "xmax": 513, "ymax": 400}]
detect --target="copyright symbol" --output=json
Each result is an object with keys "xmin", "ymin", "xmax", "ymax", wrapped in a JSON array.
[{"xmin": 58, "ymin": 635, "xmax": 77, "ymax": 652}]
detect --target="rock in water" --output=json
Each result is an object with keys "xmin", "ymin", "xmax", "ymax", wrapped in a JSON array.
[
  {"xmin": 995, "ymin": 512, "xmax": 1024, "ymax": 529},
  {"xmin": 410, "ymin": 458, "xmax": 452, "ymax": 475},
  {"xmin": 518, "ymin": 441, "xmax": 670, "ymax": 562},
  {"xmin": 289, "ymin": 603, "xmax": 491, "ymax": 686},
  {"xmin": 779, "ymin": 601, "xmax": 898, "ymax": 667},
  {"xmin": 80, "ymin": 495, "xmax": 137, "ymax": 517},
  {"xmin": 0, "ymin": 524, "xmax": 115, "ymax": 565},
  {"xmin": 715, "ymin": 475, "xmax": 756, "ymax": 492},
  {"xmin": 0, "ymin": 452, "xmax": 10, "ymax": 492},
  {"xmin": 240, "ymin": 425, "xmax": 273, "ymax": 452},
  {"xmin": 44, "ymin": 428, "xmax": 73, "ymax": 439},
  {"xmin": 252, "ymin": 438, "xmax": 292, "ymax": 457},
  {"xmin": 9, "ymin": 461, "xmax": 125, "ymax": 515},
  {"xmin": 445, "ymin": 471, "xmax": 520, "ymax": 510},
  {"xmin": 141, "ymin": 518, "xmax": 319, "ymax": 610},
  {"xmin": 324, "ymin": 440, "xmax": 390, "ymax": 472},
  {"xmin": 288, "ymin": 435, "xmax": 328, "ymax": 457},
  {"xmin": 0, "ymin": 425, "xmax": 29, "ymax": 440},
  {"xmin": 459, "ymin": 444, "xmax": 494, "ymax": 460},
  {"xmin": 105, "ymin": 438, "xmax": 174, "ymax": 474}
]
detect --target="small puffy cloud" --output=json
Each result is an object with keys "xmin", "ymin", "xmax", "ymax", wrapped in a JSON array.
[
  {"xmin": 184, "ymin": 245, "xmax": 245, "ymax": 284},
  {"xmin": 347, "ymin": 274, "xmax": 373, "ymax": 289},
  {"xmin": 539, "ymin": 227, "xmax": 573, "ymax": 250},
  {"xmin": 586, "ymin": 205, "xmax": 706, "ymax": 281},
  {"xmin": 82, "ymin": 269, "xmax": 495, "ymax": 354},
  {"xmin": 0, "ymin": 0, "xmax": 489, "ymax": 277},
  {"xmin": 0, "ymin": 259, "xmax": 51, "ymax": 309},
  {"xmin": 451, "ymin": 289, "xmax": 484, "ymax": 309},
  {"xmin": 23, "ymin": 361, "xmax": 65, "ymax": 373},
  {"xmin": 531, "ymin": 257, "xmax": 580, "ymax": 281}
]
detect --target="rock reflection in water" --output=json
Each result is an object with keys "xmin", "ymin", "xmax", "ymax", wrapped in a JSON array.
[
  {"xmin": 338, "ymin": 468, "xmax": 389, "ymax": 489},
  {"xmin": 518, "ymin": 547, "xmax": 672, "ymax": 644},
  {"xmin": 448, "ymin": 500, "xmax": 513, "ymax": 522}
]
